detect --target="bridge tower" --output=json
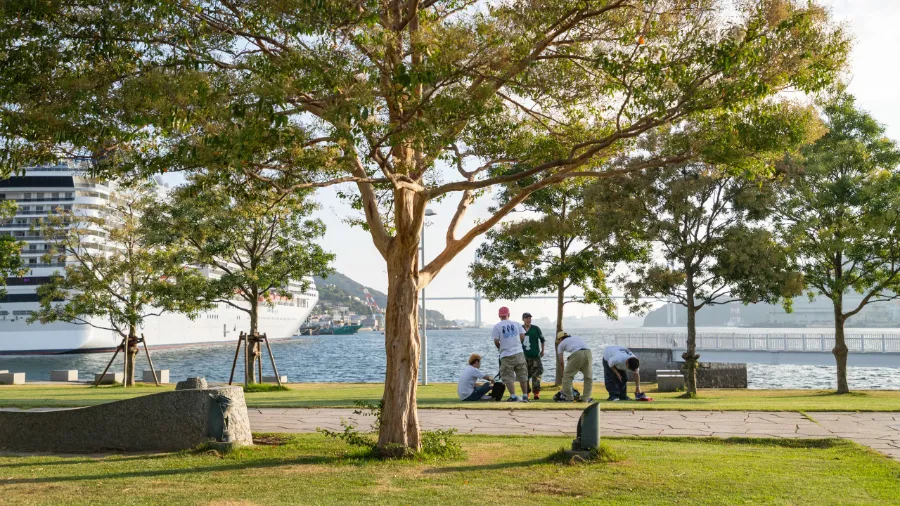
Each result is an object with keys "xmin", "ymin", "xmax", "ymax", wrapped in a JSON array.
[{"xmin": 474, "ymin": 288, "xmax": 482, "ymax": 328}]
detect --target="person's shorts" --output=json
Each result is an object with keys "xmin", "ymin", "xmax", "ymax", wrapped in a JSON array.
[{"xmin": 500, "ymin": 353, "xmax": 528, "ymax": 383}]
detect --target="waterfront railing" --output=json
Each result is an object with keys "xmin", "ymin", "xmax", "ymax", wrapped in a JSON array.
[{"xmin": 612, "ymin": 332, "xmax": 900, "ymax": 353}]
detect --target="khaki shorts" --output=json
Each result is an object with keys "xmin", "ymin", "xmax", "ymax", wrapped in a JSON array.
[{"xmin": 500, "ymin": 353, "xmax": 528, "ymax": 383}]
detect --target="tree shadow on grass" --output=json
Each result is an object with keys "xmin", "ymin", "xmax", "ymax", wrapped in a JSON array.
[
  {"xmin": 423, "ymin": 457, "xmax": 550, "ymax": 475},
  {"xmin": 0, "ymin": 454, "xmax": 345, "ymax": 485},
  {"xmin": 0, "ymin": 453, "xmax": 172, "ymax": 469}
]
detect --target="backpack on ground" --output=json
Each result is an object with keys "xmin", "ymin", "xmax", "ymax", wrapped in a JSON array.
[{"xmin": 552, "ymin": 389, "xmax": 581, "ymax": 402}]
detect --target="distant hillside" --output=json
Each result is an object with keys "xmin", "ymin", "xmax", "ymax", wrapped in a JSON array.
[
  {"xmin": 313, "ymin": 272, "xmax": 451, "ymax": 325},
  {"xmin": 314, "ymin": 272, "xmax": 387, "ymax": 308}
]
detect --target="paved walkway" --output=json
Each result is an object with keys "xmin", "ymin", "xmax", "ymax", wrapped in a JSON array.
[{"xmin": 249, "ymin": 408, "xmax": 900, "ymax": 462}]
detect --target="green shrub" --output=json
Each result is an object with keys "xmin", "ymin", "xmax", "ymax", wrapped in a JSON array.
[{"xmin": 318, "ymin": 400, "xmax": 462, "ymax": 460}]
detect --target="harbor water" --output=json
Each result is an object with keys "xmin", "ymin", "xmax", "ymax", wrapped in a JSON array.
[{"xmin": 1, "ymin": 328, "xmax": 898, "ymax": 389}]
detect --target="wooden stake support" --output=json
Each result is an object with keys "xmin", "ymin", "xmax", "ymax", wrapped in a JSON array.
[
  {"xmin": 94, "ymin": 334, "xmax": 159, "ymax": 387},
  {"xmin": 228, "ymin": 332, "xmax": 282, "ymax": 387}
]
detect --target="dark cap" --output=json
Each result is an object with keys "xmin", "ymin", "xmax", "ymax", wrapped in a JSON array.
[{"xmin": 522, "ymin": 312, "xmax": 532, "ymax": 318}]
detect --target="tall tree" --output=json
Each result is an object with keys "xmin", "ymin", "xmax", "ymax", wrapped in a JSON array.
[
  {"xmin": 593, "ymin": 148, "xmax": 806, "ymax": 396},
  {"xmin": 469, "ymin": 181, "xmax": 642, "ymax": 385},
  {"xmin": 29, "ymin": 181, "xmax": 210, "ymax": 386},
  {"xmin": 144, "ymin": 173, "xmax": 334, "ymax": 383},
  {"xmin": 1, "ymin": 0, "xmax": 847, "ymax": 454},
  {"xmin": 775, "ymin": 93, "xmax": 900, "ymax": 394},
  {"xmin": 0, "ymin": 200, "xmax": 26, "ymax": 296}
]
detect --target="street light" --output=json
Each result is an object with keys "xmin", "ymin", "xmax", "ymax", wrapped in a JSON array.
[{"xmin": 421, "ymin": 208, "xmax": 436, "ymax": 385}]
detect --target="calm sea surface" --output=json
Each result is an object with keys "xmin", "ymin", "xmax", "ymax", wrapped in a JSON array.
[{"xmin": 1, "ymin": 327, "xmax": 898, "ymax": 389}]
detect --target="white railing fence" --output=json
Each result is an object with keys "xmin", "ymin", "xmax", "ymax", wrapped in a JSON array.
[{"xmin": 612, "ymin": 332, "xmax": 900, "ymax": 353}]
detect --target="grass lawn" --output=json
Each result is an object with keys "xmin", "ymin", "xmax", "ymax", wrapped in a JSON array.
[
  {"xmin": 2, "ymin": 382, "xmax": 900, "ymax": 411},
  {"xmin": 0, "ymin": 435, "xmax": 898, "ymax": 505}
]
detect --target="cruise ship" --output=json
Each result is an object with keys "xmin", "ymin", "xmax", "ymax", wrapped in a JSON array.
[{"xmin": 0, "ymin": 160, "xmax": 319, "ymax": 354}]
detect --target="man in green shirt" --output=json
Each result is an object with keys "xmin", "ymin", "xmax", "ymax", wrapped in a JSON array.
[{"xmin": 521, "ymin": 312, "xmax": 545, "ymax": 399}]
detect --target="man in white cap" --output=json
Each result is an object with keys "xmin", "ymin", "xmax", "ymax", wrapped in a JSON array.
[
  {"xmin": 491, "ymin": 306, "xmax": 528, "ymax": 402},
  {"xmin": 555, "ymin": 330, "xmax": 593, "ymax": 403}
]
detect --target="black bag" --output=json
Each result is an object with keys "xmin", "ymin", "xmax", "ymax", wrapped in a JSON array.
[
  {"xmin": 490, "ymin": 381, "xmax": 506, "ymax": 401},
  {"xmin": 552, "ymin": 389, "xmax": 581, "ymax": 402}
]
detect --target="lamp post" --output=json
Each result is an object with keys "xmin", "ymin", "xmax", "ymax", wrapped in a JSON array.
[{"xmin": 420, "ymin": 208, "xmax": 436, "ymax": 385}]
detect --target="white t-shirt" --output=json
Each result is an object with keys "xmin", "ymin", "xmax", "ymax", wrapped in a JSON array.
[
  {"xmin": 491, "ymin": 319, "xmax": 525, "ymax": 359},
  {"xmin": 556, "ymin": 335, "xmax": 589, "ymax": 355},
  {"xmin": 603, "ymin": 345, "xmax": 637, "ymax": 370},
  {"xmin": 457, "ymin": 365, "xmax": 488, "ymax": 400}
]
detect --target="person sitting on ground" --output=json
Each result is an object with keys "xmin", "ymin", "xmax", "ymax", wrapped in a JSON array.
[
  {"xmin": 457, "ymin": 353, "xmax": 495, "ymax": 401},
  {"xmin": 555, "ymin": 330, "xmax": 593, "ymax": 403},
  {"xmin": 492, "ymin": 306, "xmax": 529, "ymax": 402},
  {"xmin": 602, "ymin": 345, "xmax": 645, "ymax": 401}
]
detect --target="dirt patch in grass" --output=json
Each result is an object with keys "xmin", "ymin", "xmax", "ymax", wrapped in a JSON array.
[{"xmin": 252, "ymin": 434, "xmax": 293, "ymax": 446}]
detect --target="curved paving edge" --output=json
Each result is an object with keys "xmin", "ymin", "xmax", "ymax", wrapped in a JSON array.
[{"xmin": 247, "ymin": 408, "xmax": 900, "ymax": 462}]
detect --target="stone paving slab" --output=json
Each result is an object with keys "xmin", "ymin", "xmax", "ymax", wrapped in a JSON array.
[{"xmin": 246, "ymin": 408, "xmax": 900, "ymax": 462}]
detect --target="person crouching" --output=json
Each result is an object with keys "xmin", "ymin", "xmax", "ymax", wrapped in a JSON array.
[
  {"xmin": 602, "ymin": 345, "xmax": 645, "ymax": 401},
  {"xmin": 458, "ymin": 354, "xmax": 496, "ymax": 401}
]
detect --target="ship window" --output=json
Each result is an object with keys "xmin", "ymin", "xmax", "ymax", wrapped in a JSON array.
[
  {"xmin": 28, "ymin": 244, "xmax": 36, "ymax": 251},
  {"xmin": 52, "ymin": 192, "xmax": 59, "ymax": 199},
  {"xmin": 66, "ymin": 192, "xmax": 73, "ymax": 198},
  {"xmin": 13, "ymin": 310, "xmax": 33, "ymax": 315},
  {"xmin": 23, "ymin": 193, "xmax": 31, "ymax": 199},
  {"xmin": 0, "ymin": 194, "xmax": 5, "ymax": 200},
  {"xmin": 36, "ymin": 193, "xmax": 44, "ymax": 199},
  {"xmin": 28, "ymin": 258, "xmax": 36, "ymax": 264},
  {"xmin": 0, "ymin": 311, "xmax": 8, "ymax": 316}
]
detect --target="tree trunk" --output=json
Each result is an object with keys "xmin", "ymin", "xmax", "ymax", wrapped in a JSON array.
[
  {"xmin": 682, "ymin": 303, "xmax": 699, "ymax": 397},
  {"xmin": 125, "ymin": 327, "xmax": 138, "ymax": 387},
  {"xmin": 833, "ymin": 302, "xmax": 850, "ymax": 394},
  {"xmin": 554, "ymin": 280, "xmax": 565, "ymax": 386},
  {"xmin": 378, "ymin": 242, "xmax": 421, "ymax": 456},
  {"xmin": 247, "ymin": 301, "xmax": 260, "ymax": 384}
]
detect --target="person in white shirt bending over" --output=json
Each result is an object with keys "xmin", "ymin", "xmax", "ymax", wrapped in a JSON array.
[
  {"xmin": 457, "ymin": 354, "xmax": 495, "ymax": 401},
  {"xmin": 602, "ymin": 345, "xmax": 645, "ymax": 401},
  {"xmin": 491, "ymin": 306, "xmax": 529, "ymax": 402},
  {"xmin": 555, "ymin": 330, "xmax": 593, "ymax": 403}
]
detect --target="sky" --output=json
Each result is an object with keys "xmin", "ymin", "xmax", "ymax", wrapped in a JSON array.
[{"xmin": 305, "ymin": 1, "xmax": 900, "ymax": 323}]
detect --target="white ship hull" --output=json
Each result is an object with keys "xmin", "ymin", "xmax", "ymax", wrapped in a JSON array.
[
  {"xmin": 0, "ymin": 298, "xmax": 317, "ymax": 354},
  {"xmin": 0, "ymin": 161, "xmax": 321, "ymax": 355}
]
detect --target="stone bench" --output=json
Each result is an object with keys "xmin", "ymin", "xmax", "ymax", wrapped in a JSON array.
[
  {"xmin": 94, "ymin": 372, "xmax": 124, "ymax": 385},
  {"xmin": 0, "ymin": 372, "xmax": 25, "ymax": 385},
  {"xmin": 143, "ymin": 369, "xmax": 170, "ymax": 384},
  {"xmin": 657, "ymin": 369, "xmax": 685, "ymax": 392},
  {"xmin": 262, "ymin": 375, "xmax": 287, "ymax": 384},
  {"xmin": 51, "ymin": 370, "xmax": 79, "ymax": 382},
  {"xmin": 0, "ymin": 386, "xmax": 252, "ymax": 452}
]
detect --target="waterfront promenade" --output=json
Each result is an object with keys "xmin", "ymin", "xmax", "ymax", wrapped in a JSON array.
[{"xmin": 249, "ymin": 408, "xmax": 900, "ymax": 462}]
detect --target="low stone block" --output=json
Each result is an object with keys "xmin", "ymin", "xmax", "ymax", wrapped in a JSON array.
[
  {"xmin": 176, "ymin": 377, "xmax": 207, "ymax": 390},
  {"xmin": 51, "ymin": 370, "xmax": 79, "ymax": 382},
  {"xmin": 143, "ymin": 369, "xmax": 170, "ymax": 384},
  {"xmin": 94, "ymin": 372, "xmax": 124, "ymax": 385},
  {"xmin": 0, "ymin": 386, "xmax": 252, "ymax": 452},
  {"xmin": 262, "ymin": 375, "xmax": 287, "ymax": 384},
  {"xmin": 697, "ymin": 363, "xmax": 748, "ymax": 389},
  {"xmin": 658, "ymin": 374, "xmax": 685, "ymax": 393},
  {"xmin": 0, "ymin": 372, "xmax": 25, "ymax": 385},
  {"xmin": 0, "ymin": 370, "xmax": 7, "ymax": 374}
]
